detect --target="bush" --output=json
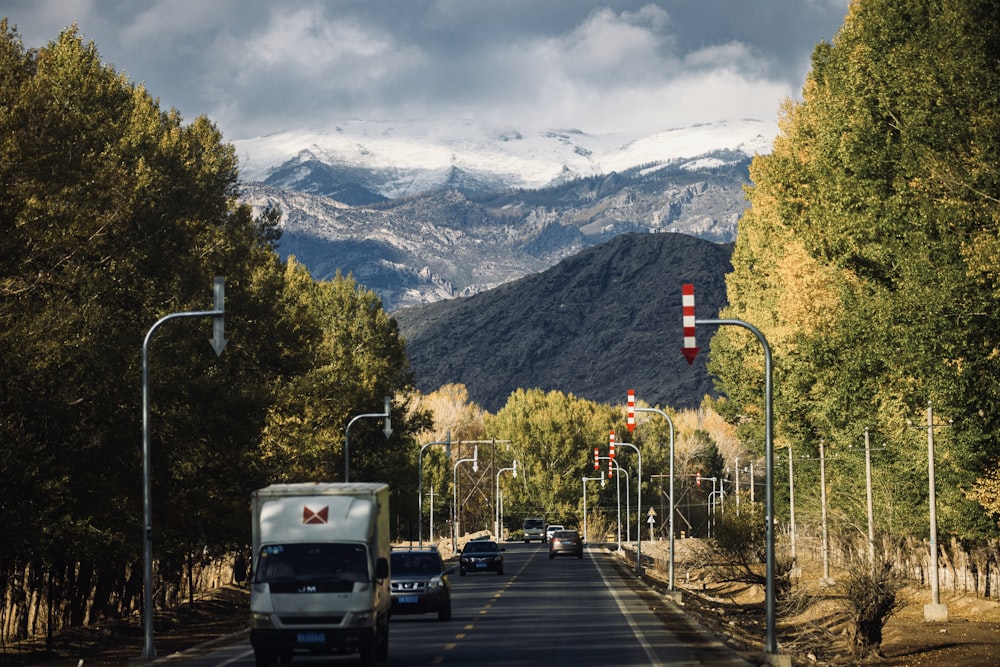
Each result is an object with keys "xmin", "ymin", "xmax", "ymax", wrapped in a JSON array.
[
  {"xmin": 840, "ymin": 552, "xmax": 907, "ymax": 658},
  {"xmin": 699, "ymin": 497, "xmax": 793, "ymax": 603}
]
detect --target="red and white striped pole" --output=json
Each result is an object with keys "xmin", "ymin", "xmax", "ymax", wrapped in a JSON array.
[
  {"xmin": 627, "ymin": 389, "xmax": 635, "ymax": 433},
  {"xmin": 608, "ymin": 430, "xmax": 615, "ymax": 478},
  {"xmin": 681, "ymin": 283, "xmax": 699, "ymax": 364}
]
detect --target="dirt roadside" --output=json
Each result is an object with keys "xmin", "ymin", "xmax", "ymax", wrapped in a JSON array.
[{"xmin": 630, "ymin": 539, "xmax": 1000, "ymax": 666}]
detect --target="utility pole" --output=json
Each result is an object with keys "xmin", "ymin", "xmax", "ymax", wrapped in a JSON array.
[
  {"xmin": 864, "ymin": 428, "xmax": 875, "ymax": 569},
  {"xmin": 788, "ymin": 446, "xmax": 796, "ymax": 563},
  {"xmin": 819, "ymin": 439, "xmax": 832, "ymax": 584},
  {"xmin": 923, "ymin": 402, "xmax": 949, "ymax": 622}
]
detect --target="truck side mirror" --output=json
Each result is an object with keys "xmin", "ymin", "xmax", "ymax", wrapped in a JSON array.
[{"xmin": 375, "ymin": 557, "xmax": 389, "ymax": 581}]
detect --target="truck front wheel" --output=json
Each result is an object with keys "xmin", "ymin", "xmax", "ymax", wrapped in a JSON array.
[
  {"xmin": 376, "ymin": 617, "xmax": 390, "ymax": 661},
  {"xmin": 360, "ymin": 637, "xmax": 375, "ymax": 667}
]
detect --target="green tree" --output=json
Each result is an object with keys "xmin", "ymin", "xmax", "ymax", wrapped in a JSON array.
[
  {"xmin": 485, "ymin": 389, "xmax": 618, "ymax": 530},
  {"xmin": 256, "ymin": 261, "xmax": 429, "ymax": 535},
  {"xmin": 0, "ymin": 21, "xmax": 289, "ymax": 622},
  {"xmin": 710, "ymin": 0, "xmax": 1000, "ymax": 544}
]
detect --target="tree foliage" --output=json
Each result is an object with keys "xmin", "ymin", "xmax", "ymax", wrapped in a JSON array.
[
  {"xmin": 486, "ymin": 389, "xmax": 618, "ymax": 527},
  {"xmin": 708, "ymin": 0, "xmax": 1000, "ymax": 543},
  {"xmin": 0, "ymin": 22, "xmax": 424, "ymax": 637}
]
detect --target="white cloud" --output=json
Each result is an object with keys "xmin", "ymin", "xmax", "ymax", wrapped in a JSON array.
[{"xmin": 1, "ymin": 0, "xmax": 850, "ymax": 140}]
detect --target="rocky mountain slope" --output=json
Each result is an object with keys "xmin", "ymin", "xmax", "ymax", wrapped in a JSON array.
[
  {"xmin": 242, "ymin": 157, "xmax": 748, "ymax": 311},
  {"xmin": 237, "ymin": 119, "xmax": 765, "ymax": 311},
  {"xmin": 393, "ymin": 232, "xmax": 733, "ymax": 412}
]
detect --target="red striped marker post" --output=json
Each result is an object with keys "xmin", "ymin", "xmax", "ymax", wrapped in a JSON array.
[
  {"xmin": 682, "ymin": 283, "xmax": 699, "ymax": 364},
  {"xmin": 627, "ymin": 389, "xmax": 636, "ymax": 433}
]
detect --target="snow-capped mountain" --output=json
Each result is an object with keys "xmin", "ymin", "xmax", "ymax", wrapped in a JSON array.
[
  {"xmin": 236, "ymin": 119, "xmax": 772, "ymax": 310},
  {"xmin": 236, "ymin": 118, "xmax": 774, "ymax": 199}
]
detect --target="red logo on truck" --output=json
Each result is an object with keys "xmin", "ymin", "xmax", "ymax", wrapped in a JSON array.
[{"xmin": 303, "ymin": 505, "xmax": 329, "ymax": 524}]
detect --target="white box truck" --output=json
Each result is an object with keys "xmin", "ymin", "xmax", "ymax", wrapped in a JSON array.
[{"xmin": 249, "ymin": 482, "xmax": 391, "ymax": 667}]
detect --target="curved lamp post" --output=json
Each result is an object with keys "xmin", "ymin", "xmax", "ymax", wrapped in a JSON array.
[
  {"xmin": 344, "ymin": 396, "xmax": 392, "ymax": 483},
  {"xmin": 451, "ymin": 446, "xmax": 478, "ymax": 553},
  {"xmin": 632, "ymin": 403, "xmax": 675, "ymax": 588},
  {"xmin": 615, "ymin": 442, "xmax": 643, "ymax": 574},
  {"xmin": 418, "ymin": 432, "xmax": 450, "ymax": 548},
  {"xmin": 598, "ymin": 456, "xmax": 629, "ymax": 551},
  {"xmin": 582, "ymin": 473, "xmax": 606, "ymax": 543},
  {"xmin": 495, "ymin": 460, "xmax": 517, "ymax": 539},
  {"xmin": 140, "ymin": 277, "xmax": 226, "ymax": 658}
]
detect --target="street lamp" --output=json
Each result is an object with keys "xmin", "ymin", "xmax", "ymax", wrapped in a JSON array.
[
  {"xmin": 452, "ymin": 446, "xmax": 478, "ymax": 553},
  {"xmin": 344, "ymin": 396, "xmax": 392, "ymax": 483},
  {"xmin": 693, "ymin": 314, "xmax": 777, "ymax": 655},
  {"xmin": 418, "ymin": 432, "xmax": 450, "ymax": 548},
  {"xmin": 139, "ymin": 277, "xmax": 226, "ymax": 658},
  {"xmin": 615, "ymin": 441, "xmax": 644, "ymax": 574},
  {"xmin": 582, "ymin": 473, "xmax": 606, "ymax": 543},
  {"xmin": 599, "ymin": 456, "xmax": 629, "ymax": 551},
  {"xmin": 632, "ymin": 403, "xmax": 676, "ymax": 589},
  {"xmin": 696, "ymin": 474, "xmax": 719, "ymax": 538},
  {"xmin": 495, "ymin": 460, "xmax": 518, "ymax": 540}
]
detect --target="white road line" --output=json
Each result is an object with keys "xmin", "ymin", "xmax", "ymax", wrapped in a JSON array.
[
  {"xmin": 591, "ymin": 547, "xmax": 665, "ymax": 667},
  {"xmin": 214, "ymin": 647, "xmax": 255, "ymax": 666}
]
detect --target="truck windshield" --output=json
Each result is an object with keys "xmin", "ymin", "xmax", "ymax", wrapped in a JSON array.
[
  {"xmin": 524, "ymin": 519, "xmax": 544, "ymax": 530},
  {"xmin": 255, "ymin": 543, "xmax": 369, "ymax": 583}
]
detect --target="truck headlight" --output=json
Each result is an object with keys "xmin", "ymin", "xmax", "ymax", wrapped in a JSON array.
[
  {"xmin": 347, "ymin": 611, "xmax": 373, "ymax": 627},
  {"xmin": 250, "ymin": 612, "xmax": 274, "ymax": 629}
]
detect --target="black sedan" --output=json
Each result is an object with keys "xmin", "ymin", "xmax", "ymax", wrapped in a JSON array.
[{"xmin": 459, "ymin": 540, "xmax": 505, "ymax": 575}]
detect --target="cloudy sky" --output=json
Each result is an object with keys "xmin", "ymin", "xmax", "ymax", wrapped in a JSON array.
[{"xmin": 4, "ymin": 0, "xmax": 850, "ymax": 143}]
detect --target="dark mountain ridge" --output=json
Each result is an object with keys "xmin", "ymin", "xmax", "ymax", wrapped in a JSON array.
[{"xmin": 394, "ymin": 232, "xmax": 733, "ymax": 412}]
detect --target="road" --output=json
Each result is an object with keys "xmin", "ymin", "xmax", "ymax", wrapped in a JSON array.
[{"xmin": 168, "ymin": 542, "xmax": 749, "ymax": 667}]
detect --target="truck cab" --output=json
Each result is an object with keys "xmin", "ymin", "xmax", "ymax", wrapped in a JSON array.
[
  {"xmin": 522, "ymin": 517, "xmax": 545, "ymax": 543},
  {"xmin": 250, "ymin": 483, "xmax": 390, "ymax": 667}
]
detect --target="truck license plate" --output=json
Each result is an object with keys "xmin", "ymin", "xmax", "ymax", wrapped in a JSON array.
[{"xmin": 297, "ymin": 631, "xmax": 325, "ymax": 644}]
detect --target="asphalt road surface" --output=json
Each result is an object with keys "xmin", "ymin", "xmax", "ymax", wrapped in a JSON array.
[{"xmin": 162, "ymin": 542, "xmax": 750, "ymax": 667}]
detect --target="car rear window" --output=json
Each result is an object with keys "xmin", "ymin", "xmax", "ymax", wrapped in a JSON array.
[{"xmin": 391, "ymin": 552, "xmax": 442, "ymax": 574}]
